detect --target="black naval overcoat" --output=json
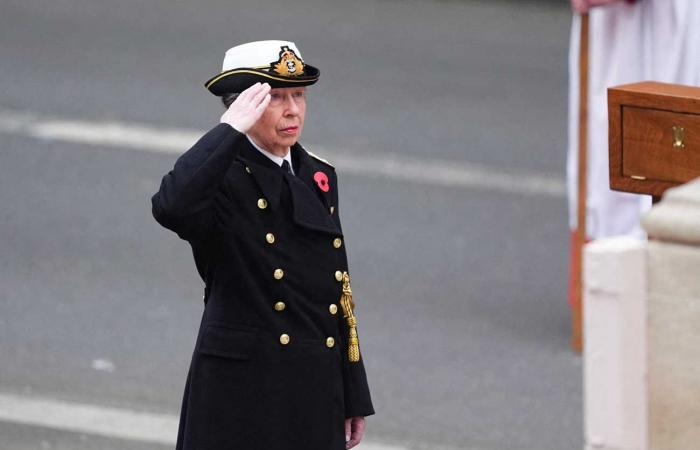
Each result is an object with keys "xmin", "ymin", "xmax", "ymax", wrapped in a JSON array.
[{"xmin": 151, "ymin": 123, "xmax": 374, "ymax": 450}]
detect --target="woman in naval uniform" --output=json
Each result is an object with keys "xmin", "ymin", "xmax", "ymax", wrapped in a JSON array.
[{"xmin": 151, "ymin": 40, "xmax": 374, "ymax": 450}]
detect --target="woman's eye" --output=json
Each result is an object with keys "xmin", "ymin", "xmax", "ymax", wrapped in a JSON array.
[{"xmin": 293, "ymin": 91, "xmax": 304, "ymax": 98}]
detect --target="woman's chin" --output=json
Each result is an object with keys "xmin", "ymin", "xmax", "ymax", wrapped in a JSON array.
[{"xmin": 276, "ymin": 136, "xmax": 299, "ymax": 147}]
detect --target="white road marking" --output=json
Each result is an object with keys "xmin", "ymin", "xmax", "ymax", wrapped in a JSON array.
[
  {"xmin": 90, "ymin": 358, "xmax": 116, "ymax": 373},
  {"xmin": 0, "ymin": 392, "xmax": 408, "ymax": 449},
  {"xmin": 0, "ymin": 108, "xmax": 566, "ymax": 198},
  {"xmin": 0, "ymin": 392, "xmax": 178, "ymax": 445}
]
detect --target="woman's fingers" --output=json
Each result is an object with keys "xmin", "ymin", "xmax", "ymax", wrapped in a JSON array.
[
  {"xmin": 220, "ymin": 82, "xmax": 271, "ymax": 132},
  {"xmin": 238, "ymin": 82, "xmax": 261, "ymax": 102},
  {"xmin": 255, "ymin": 94, "xmax": 271, "ymax": 113},
  {"xmin": 344, "ymin": 418, "xmax": 351, "ymax": 443},
  {"xmin": 250, "ymin": 83, "xmax": 271, "ymax": 108},
  {"xmin": 345, "ymin": 417, "xmax": 365, "ymax": 449}
]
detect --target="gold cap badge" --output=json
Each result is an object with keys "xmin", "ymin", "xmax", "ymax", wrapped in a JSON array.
[{"xmin": 271, "ymin": 46, "xmax": 305, "ymax": 77}]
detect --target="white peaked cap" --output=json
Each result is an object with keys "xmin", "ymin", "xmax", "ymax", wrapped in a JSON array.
[
  {"xmin": 205, "ymin": 39, "xmax": 319, "ymax": 96},
  {"xmin": 222, "ymin": 40, "xmax": 304, "ymax": 71}
]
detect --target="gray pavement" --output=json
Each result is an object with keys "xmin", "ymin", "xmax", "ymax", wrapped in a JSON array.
[{"xmin": 0, "ymin": 1, "xmax": 578, "ymax": 449}]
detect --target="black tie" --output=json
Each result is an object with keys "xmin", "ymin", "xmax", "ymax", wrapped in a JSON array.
[{"xmin": 282, "ymin": 159, "xmax": 293, "ymax": 175}]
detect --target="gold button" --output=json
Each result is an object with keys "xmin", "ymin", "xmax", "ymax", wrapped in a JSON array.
[
  {"xmin": 274, "ymin": 301, "xmax": 286, "ymax": 311},
  {"xmin": 245, "ymin": 166, "xmax": 252, "ymax": 174},
  {"xmin": 330, "ymin": 206, "xmax": 335, "ymax": 214},
  {"xmin": 274, "ymin": 269, "xmax": 284, "ymax": 280},
  {"xmin": 326, "ymin": 337, "xmax": 335, "ymax": 348},
  {"xmin": 333, "ymin": 238, "xmax": 342, "ymax": 249},
  {"xmin": 266, "ymin": 233, "xmax": 275, "ymax": 244},
  {"xmin": 280, "ymin": 334, "xmax": 290, "ymax": 345},
  {"xmin": 329, "ymin": 304, "xmax": 338, "ymax": 315},
  {"xmin": 257, "ymin": 198, "xmax": 268, "ymax": 209},
  {"xmin": 335, "ymin": 271, "xmax": 343, "ymax": 282}
]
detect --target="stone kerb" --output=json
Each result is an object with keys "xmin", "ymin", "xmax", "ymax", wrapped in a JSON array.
[
  {"xmin": 583, "ymin": 237, "xmax": 647, "ymax": 450},
  {"xmin": 641, "ymin": 178, "xmax": 700, "ymax": 450}
]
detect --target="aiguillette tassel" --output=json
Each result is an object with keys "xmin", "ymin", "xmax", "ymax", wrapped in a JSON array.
[{"xmin": 340, "ymin": 272, "xmax": 361, "ymax": 362}]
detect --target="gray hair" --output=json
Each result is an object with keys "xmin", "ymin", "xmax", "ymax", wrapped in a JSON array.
[{"xmin": 221, "ymin": 93, "xmax": 239, "ymax": 109}]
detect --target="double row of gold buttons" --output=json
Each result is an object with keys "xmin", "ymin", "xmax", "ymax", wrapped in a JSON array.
[{"xmin": 254, "ymin": 186, "xmax": 343, "ymax": 349}]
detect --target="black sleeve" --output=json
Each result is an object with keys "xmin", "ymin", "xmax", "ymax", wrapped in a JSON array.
[
  {"xmin": 338, "ymin": 320, "xmax": 376, "ymax": 418},
  {"xmin": 151, "ymin": 123, "xmax": 244, "ymax": 241},
  {"xmin": 333, "ymin": 171, "xmax": 375, "ymax": 418}
]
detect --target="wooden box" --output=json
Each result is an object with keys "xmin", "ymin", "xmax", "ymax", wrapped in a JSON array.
[{"xmin": 608, "ymin": 81, "xmax": 700, "ymax": 198}]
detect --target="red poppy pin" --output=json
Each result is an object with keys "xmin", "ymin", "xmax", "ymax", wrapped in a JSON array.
[{"xmin": 313, "ymin": 171, "xmax": 330, "ymax": 192}]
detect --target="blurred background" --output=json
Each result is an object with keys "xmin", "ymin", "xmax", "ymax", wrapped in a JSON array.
[{"xmin": 0, "ymin": 0, "xmax": 578, "ymax": 449}]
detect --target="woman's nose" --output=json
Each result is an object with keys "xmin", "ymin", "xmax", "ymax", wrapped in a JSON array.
[{"xmin": 285, "ymin": 96, "xmax": 300, "ymax": 114}]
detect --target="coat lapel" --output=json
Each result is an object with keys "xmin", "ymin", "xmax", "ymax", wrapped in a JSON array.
[
  {"xmin": 236, "ymin": 139, "xmax": 285, "ymax": 210},
  {"xmin": 288, "ymin": 144, "xmax": 339, "ymax": 235},
  {"xmin": 293, "ymin": 144, "xmax": 332, "ymax": 209},
  {"xmin": 237, "ymin": 139, "xmax": 339, "ymax": 235}
]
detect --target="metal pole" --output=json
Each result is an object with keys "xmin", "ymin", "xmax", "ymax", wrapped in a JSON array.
[{"xmin": 572, "ymin": 12, "xmax": 589, "ymax": 353}]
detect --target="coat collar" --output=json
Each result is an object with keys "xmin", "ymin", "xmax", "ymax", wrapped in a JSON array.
[
  {"xmin": 236, "ymin": 140, "xmax": 340, "ymax": 235},
  {"xmin": 293, "ymin": 143, "xmax": 331, "ymax": 207}
]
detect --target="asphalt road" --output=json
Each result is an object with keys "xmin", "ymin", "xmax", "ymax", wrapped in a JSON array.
[{"xmin": 0, "ymin": 1, "xmax": 579, "ymax": 449}]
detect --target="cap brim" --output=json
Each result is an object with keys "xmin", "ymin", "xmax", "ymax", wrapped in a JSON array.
[{"xmin": 205, "ymin": 65, "xmax": 320, "ymax": 96}]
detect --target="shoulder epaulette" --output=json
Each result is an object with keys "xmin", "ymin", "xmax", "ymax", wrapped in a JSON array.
[{"xmin": 302, "ymin": 146, "xmax": 334, "ymax": 169}]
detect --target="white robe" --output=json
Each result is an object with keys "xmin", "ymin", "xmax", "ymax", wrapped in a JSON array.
[{"xmin": 567, "ymin": 0, "xmax": 700, "ymax": 239}]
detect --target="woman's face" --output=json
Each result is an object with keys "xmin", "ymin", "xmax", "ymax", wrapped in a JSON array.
[{"xmin": 247, "ymin": 86, "xmax": 306, "ymax": 155}]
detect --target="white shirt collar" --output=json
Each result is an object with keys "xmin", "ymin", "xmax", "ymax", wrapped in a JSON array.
[{"xmin": 246, "ymin": 135, "xmax": 294, "ymax": 174}]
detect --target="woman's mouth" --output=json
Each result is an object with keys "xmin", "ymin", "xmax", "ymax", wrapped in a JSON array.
[{"xmin": 280, "ymin": 126, "xmax": 298, "ymax": 135}]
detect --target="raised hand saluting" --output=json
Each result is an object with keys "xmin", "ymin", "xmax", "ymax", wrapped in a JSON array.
[{"xmin": 220, "ymin": 82, "xmax": 272, "ymax": 133}]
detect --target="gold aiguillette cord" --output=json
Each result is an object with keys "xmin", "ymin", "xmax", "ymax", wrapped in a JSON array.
[{"xmin": 339, "ymin": 271, "xmax": 361, "ymax": 362}]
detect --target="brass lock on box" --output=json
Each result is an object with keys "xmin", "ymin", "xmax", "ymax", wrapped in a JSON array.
[{"xmin": 672, "ymin": 126, "xmax": 686, "ymax": 149}]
